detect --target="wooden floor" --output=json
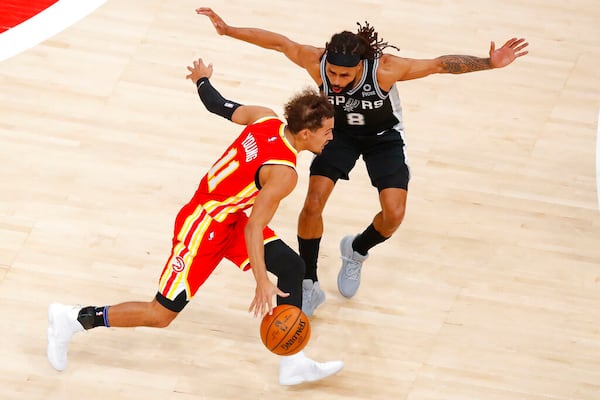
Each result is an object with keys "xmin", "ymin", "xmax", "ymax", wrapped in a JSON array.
[{"xmin": 2, "ymin": 0, "xmax": 600, "ymax": 399}]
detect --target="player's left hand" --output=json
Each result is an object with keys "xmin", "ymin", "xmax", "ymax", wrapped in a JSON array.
[
  {"xmin": 489, "ymin": 38, "xmax": 529, "ymax": 68},
  {"xmin": 185, "ymin": 58, "xmax": 214, "ymax": 84}
]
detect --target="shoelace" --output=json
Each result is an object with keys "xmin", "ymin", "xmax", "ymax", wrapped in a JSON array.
[
  {"xmin": 341, "ymin": 256, "xmax": 362, "ymax": 280},
  {"xmin": 303, "ymin": 287, "xmax": 312, "ymax": 305}
]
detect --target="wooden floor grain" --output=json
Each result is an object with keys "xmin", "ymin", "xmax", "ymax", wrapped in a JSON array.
[{"xmin": 1, "ymin": 1, "xmax": 600, "ymax": 399}]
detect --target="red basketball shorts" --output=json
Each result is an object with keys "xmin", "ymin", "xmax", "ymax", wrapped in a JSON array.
[{"xmin": 158, "ymin": 201, "xmax": 277, "ymax": 304}]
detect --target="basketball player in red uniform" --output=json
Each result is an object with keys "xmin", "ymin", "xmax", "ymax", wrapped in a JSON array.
[
  {"xmin": 47, "ymin": 57, "xmax": 344, "ymax": 385},
  {"xmin": 197, "ymin": 7, "xmax": 529, "ymax": 315}
]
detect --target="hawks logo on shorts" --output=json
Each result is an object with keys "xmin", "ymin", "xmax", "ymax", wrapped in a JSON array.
[{"xmin": 171, "ymin": 256, "xmax": 185, "ymax": 273}]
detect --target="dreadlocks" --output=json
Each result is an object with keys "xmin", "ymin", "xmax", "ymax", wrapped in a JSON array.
[
  {"xmin": 325, "ymin": 21, "xmax": 399, "ymax": 63},
  {"xmin": 355, "ymin": 21, "xmax": 399, "ymax": 58}
]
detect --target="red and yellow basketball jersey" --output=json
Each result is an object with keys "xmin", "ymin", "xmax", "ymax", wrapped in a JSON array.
[{"xmin": 194, "ymin": 116, "xmax": 297, "ymax": 222}]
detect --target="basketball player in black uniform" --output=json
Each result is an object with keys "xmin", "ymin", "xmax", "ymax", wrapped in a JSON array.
[{"xmin": 197, "ymin": 7, "xmax": 529, "ymax": 315}]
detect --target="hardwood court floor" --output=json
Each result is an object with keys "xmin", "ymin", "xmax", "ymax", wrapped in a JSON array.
[{"xmin": 1, "ymin": 1, "xmax": 600, "ymax": 399}]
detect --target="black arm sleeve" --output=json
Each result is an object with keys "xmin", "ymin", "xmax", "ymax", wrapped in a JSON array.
[{"xmin": 196, "ymin": 77, "xmax": 242, "ymax": 121}]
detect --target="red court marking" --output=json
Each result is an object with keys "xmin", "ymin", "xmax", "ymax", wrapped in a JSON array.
[{"xmin": 0, "ymin": 0, "xmax": 58, "ymax": 33}]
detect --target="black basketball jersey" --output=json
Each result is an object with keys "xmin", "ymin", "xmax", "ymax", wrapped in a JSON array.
[{"xmin": 319, "ymin": 53, "xmax": 404, "ymax": 136}]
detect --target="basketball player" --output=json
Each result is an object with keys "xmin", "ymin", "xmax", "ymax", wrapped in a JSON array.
[
  {"xmin": 47, "ymin": 58, "xmax": 344, "ymax": 386},
  {"xmin": 197, "ymin": 7, "xmax": 529, "ymax": 315}
]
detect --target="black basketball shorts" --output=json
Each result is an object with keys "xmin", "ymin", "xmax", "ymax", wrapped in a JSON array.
[{"xmin": 309, "ymin": 128, "xmax": 410, "ymax": 192}]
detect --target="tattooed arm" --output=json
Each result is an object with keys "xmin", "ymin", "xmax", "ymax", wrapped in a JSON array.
[
  {"xmin": 377, "ymin": 38, "xmax": 528, "ymax": 89},
  {"xmin": 438, "ymin": 55, "xmax": 492, "ymax": 73}
]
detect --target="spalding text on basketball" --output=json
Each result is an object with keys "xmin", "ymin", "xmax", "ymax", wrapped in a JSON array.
[{"xmin": 280, "ymin": 320, "xmax": 307, "ymax": 351}]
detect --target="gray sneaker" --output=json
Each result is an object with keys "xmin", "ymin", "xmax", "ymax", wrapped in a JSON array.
[
  {"xmin": 301, "ymin": 279, "xmax": 326, "ymax": 317},
  {"xmin": 337, "ymin": 235, "xmax": 368, "ymax": 298}
]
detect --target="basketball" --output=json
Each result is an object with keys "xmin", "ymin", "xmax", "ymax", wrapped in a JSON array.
[{"xmin": 260, "ymin": 304, "xmax": 311, "ymax": 356}]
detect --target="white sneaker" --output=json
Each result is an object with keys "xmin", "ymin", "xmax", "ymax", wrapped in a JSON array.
[
  {"xmin": 301, "ymin": 279, "xmax": 326, "ymax": 317},
  {"xmin": 279, "ymin": 350, "xmax": 344, "ymax": 385},
  {"xmin": 337, "ymin": 235, "xmax": 369, "ymax": 298},
  {"xmin": 47, "ymin": 303, "xmax": 85, "ymax": 371}
]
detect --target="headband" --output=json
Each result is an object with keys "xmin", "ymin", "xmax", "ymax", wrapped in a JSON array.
[{"xmin": 325, "ymin": 52, "xmax": 361, "ymax": 67}]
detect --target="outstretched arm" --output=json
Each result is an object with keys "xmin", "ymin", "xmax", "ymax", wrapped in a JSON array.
[
  {"xmin": 196, "ymin": 7, "xmax": 322, "ymax": 72},
  {"xmin": 379, "ymin": 37, "xmax": 529, "ymax": 86},
  {"xmin": 440, "ymin": 37, "xmax": 529, "ymax": 72},
  {"xmin": 185, "ymin": 58, "xmax": 275, "ymax": 125}
]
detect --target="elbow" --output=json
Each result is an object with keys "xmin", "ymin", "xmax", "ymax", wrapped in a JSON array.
[
  {"xmin": 244, "ymin": 221, "xmax": 259, "ymax": 241},
  {"xmin": 202, "ymin": 98, "xmax": 223, "ymax": 115},
  {"xmin": 244, "ymin": 219, "xmax": 268, "ymax": 244}
]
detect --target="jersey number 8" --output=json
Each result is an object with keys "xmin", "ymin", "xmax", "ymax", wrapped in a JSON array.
[{"xmin": 346, "ymin": 113, "xmax": 366, "ymax": 126}]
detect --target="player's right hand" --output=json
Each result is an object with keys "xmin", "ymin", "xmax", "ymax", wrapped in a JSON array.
[{"xmin": 249, "ymin": 278, "xmax": 289, "ymax": 318}]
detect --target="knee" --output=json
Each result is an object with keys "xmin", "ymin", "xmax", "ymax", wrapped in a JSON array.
[
  {"xmin": 383, "ymin": 205, "xmax": 406, "ymax": 231},
  {"xmin": 301, "ymin": 190, "xmax": 327, "ymax": 216},
  {"xmin": 153, "ymin": 314, "xmax": 175, "ymax": 328},
  {"xmin": 150, "ymin": 300, "xmax": 178, "ymax": 328}
]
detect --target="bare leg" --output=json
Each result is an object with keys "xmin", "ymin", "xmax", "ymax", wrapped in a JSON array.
[
  {"xmin": 106, "ymin": 298, "xmax": 178, "ymax": 328},
  {"xmin": 373, "ymin": 188, "xmax": 407, "ymax": 237},
  {"xmin": 298, "ymin": 175, "xmax": 336, "ymax": 239}
]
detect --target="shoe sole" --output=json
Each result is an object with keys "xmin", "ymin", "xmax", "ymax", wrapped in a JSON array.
[{"xmin": 279, "ymin": 376, "xmax": 305, "ymax": 386}]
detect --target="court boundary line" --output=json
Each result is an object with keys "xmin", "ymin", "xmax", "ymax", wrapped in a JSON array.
[{"xmin": 0, "ymin": 0, "xmax": 106, "ymax": 62}]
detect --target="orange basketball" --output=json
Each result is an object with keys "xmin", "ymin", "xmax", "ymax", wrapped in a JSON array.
[{"xmin": 260, "ymin": 304, "xmax": 311, "ymax": 356}]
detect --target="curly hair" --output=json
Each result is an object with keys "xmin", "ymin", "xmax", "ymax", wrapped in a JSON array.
[
  {"xmin": 284, "ymin": 87, "xmax": 334, "ymax": 134},
  {"xmin": 325, "ymin": 21, "xmax": 399, "ymax": 60}
]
